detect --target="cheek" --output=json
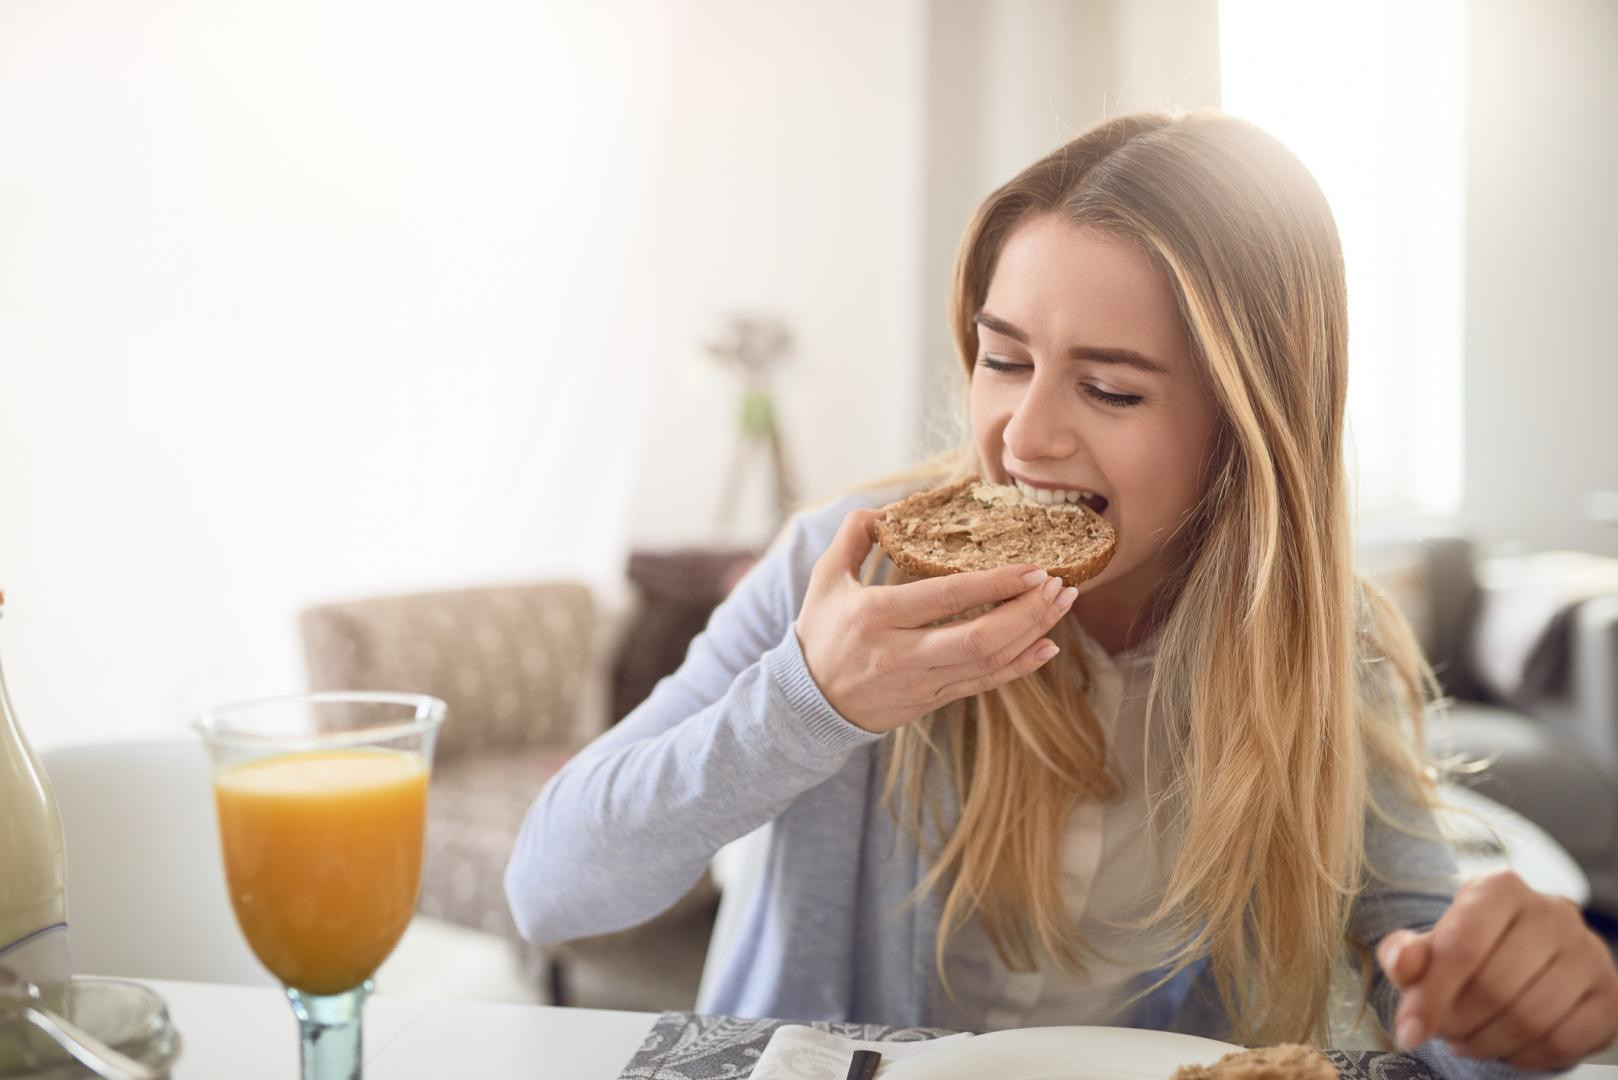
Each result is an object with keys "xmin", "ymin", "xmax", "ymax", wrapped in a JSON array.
[
  {"xmin": 1104, "ymin": 421, "xmax": 1212, "ymax": 539},
  {"xmin": 968, "ymin": 376, "xmax": 1004, "ymax": 452}
]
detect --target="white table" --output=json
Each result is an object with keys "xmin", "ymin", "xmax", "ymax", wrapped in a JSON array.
[
  {"xmin": 143, "ymin": 979, "xmax": 653, "ymax": 1079},
  {"xmin": 138, "ymin": 978, "xmax": 1618, "ymax": 1078}
]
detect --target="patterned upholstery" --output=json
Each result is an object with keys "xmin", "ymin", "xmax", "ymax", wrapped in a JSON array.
[
  {"xmin": 301, "ymin": 583, "xmax": 596, "ymax": 946},
  {"xmin": 299, "ymin": 577, "xmax": 725, "ymax": 1009},
  {"xmin": 417, "ymin": 750, "xmax": 574, "ymax": 937},
  {"xmin": 301, "ymin": 582, "xmax": 597, "ymax": 761}
]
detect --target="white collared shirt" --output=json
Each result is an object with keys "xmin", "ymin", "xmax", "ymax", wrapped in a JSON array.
[{"xmin": 944, "ymin": 623, "xmax": 1186, "ymax": 1031}]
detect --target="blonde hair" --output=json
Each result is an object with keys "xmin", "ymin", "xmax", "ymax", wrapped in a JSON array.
[{"xmin": 839, "ymin": 112, "xmax": 1444, "ymax": 1045}]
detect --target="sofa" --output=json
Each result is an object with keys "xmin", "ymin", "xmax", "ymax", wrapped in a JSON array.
[{"xmin": 1359, "ymin": 531, "xmax": 1618, "ymax": 914}]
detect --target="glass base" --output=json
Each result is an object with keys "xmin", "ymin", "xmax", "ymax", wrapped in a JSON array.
[{"xmin": 286, "ymin": 981, "xmax": 371, "ymax": 1080}]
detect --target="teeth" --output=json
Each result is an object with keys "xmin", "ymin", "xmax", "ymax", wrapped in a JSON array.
[{"xmin": 1013, "ymin": 478, "xmax": 1095, "ymax": 506}]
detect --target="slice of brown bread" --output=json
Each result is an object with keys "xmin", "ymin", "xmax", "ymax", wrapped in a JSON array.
[
  {"xmin": 874, "ymin": 477, "xmax": 1117, "ymax": 590},
  {"xmin": 1170, "ymin": 1044, "xmax": 1338, "ymax": 1080}
]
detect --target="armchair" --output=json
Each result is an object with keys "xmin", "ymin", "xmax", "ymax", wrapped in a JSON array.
[{"xmin": 300, "ymin": 580, "xmax": 719, "ymax": 1009}]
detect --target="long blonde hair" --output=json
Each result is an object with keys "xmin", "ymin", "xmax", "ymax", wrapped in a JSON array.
[{"xmin": 842, "ymin": 112, "xmax": 1443, "ymax": 1045}]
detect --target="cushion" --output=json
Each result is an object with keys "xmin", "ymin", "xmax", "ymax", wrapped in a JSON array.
[
  {"xmin": 301, "ymin": 582, "xmax": 596, "ymax": 760},
  {"xmin": 420, "ymin": 749, "xmax": 573, "ymax": 937}
]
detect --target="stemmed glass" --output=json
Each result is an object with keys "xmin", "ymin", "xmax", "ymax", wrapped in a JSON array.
[{"xmin": 195, "ymin": 692, "xmax": 445, "ymax": 1080}]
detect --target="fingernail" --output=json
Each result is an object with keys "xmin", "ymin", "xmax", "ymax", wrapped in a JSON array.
[
  {"xmin": 1035, "ymin": 643, "xmax": 1059, "ymax": 661},
  {"xmin": 1042, "ymin": 576, "xmax": 1063, "ymax": 601},
  {"xmin": 1384, "ymin": 941, "xmax": 1403, "ymax": 974},
  {"xmin": 1058, "ymin": 586, "xmax": 1078, "ymax": 609},
  {"xmin": 1396, "ymin": 1017, "xmax": 1426, "ymax": 1049},
  {"xmin": 1020, "ymin": 568, "xmax": 1049, "ymax": 588}
]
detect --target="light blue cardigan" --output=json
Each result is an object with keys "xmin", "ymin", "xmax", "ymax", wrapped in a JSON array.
[{"xmin": 505, "ymin": 490, "xmax": 1560, "ymax": 1080}]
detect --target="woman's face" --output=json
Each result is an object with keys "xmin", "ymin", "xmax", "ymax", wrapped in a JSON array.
[{"xmin": 969, "ymin": 214, "xmax": 1221, "ymax": 647}]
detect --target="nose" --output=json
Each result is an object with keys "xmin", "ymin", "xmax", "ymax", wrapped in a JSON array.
[{"xmin": 1001, "ymin": 372, "xmax": 1080, "ymax": 463}]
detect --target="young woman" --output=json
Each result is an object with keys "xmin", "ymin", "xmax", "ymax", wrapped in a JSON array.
[{"xmin": 505, "ymin": 112, "xmax": 1617, "ymax": 1073}]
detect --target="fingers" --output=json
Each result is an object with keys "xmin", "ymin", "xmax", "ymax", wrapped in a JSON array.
[
  {"xmin": 811, "ymin": 509, "xmax": 886, "ymax": 591},
  {"xmin": 918, "ymin": 575, "xmax": 1078, "ymax": 673},
  {"xmin": 1378, "ymin": 929, "xmax": 1432, "ymax": 991},
  {"xmin": 1444, "ymin": 906, "xmax": 1564, "ymax": 1048},
  {"xmin": 1509, "ymin": 990, "xmax": 1618, "ymax": 1071},
  {"xmin": 1453, "ymin": 900, "xmax": 1616, "ymax": 1065},
  {"xmin": 1449, "ymin": 948, "xmax": 1582, "ymax": 1061},
  {"xmin": 1384, "ymin": 879, "xmax": 1618, "ymax": 1069},
  {"xmin": 1394, "ymin": 873, "xmax": 1525, "ymax": 1048},
  {"xmin": 882, "ymin": 563, "xmax": 1054, "ymax": 629},
  {"xmin": 929, "ymin": 634, "xmax": 1062, "ymax": 706}
]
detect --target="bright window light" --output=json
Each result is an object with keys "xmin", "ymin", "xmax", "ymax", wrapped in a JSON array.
[{"xmin": 1219, "ymin": 0, "xmax": 1465, "ymax": 521}]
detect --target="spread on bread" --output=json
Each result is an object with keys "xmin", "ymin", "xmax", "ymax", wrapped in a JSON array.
[{"xmin": 875, "ymin": 477, "xmax": 1118, "ymax": 590}]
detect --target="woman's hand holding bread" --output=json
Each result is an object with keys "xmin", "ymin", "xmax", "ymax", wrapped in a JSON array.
[{"xmin": 795, "ymin": 507, "xmax": 1077, "ymax": 734}]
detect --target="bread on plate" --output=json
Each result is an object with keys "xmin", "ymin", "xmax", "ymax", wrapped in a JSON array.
[{"xmin": 1170, "ymin": 1043, "xmax": 1338, "ymax": 1079}]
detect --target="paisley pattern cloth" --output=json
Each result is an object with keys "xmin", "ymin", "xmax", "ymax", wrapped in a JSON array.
[{"xmin": 617, "ymin": 1011, "xmax": 1448, "ymax": 1080}]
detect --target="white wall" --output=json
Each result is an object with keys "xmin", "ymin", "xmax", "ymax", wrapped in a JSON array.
[
  {"xmin": 0, "ymin": 0, "xmax": 932, "ymax": 747},
  {"xmin": 1463, "ymin": 0, "xmax": 1618, "ymax": 558},
  {"xmin": 624, "ymin": 0, "xmax": 925, "ymax": 551},
  {"xmin": 0, "ymin": 0, "xmax": 676, "ymax": 746}
]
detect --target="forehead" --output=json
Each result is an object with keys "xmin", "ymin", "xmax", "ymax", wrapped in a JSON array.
[{"xmin": 982, "ymin": 214, "xmax": 1191, "ymax": 372}]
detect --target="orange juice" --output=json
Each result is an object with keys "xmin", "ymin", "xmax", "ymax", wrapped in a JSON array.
[{"xmin": 214, "ymin": 748, "xmax": 428, "ymax": 994}]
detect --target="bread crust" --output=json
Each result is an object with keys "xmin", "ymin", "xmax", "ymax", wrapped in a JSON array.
[
  {"xmin": 874, "ymin": 477, "xmax": 1117, "ymax": 590},
  {"xmin": 1170, "ymin": 1044, "xmax": 1339, "ymax": 1079}
]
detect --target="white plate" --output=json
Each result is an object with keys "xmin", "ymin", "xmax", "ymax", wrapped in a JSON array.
[{"xmin": 881, "ymin": 1025, "xmax": 1242, "ymax": 1080}]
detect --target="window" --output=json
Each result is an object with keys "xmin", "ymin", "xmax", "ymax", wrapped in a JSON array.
[{"xmin": 1220, "ymin": 0, "xmax": 1465, "ymax": 519}]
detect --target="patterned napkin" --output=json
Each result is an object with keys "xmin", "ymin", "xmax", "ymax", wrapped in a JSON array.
[
  {"xmin": 619, "ymin": 1013, "xmax": 963, "ymax": 1079},
  {"xmin": 749, "ymin": 1024, "xmax": 973, "ymax": 1078}
]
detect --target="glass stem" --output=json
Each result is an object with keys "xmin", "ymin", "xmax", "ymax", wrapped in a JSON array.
[{"xmin": 287, "ymin": 981, "xmax": 370, "ymax": 1080}]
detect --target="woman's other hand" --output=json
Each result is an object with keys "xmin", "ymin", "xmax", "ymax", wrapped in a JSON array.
[
  {"xmin": 1377, "ymin": 870, "xmax": 1618, "ymax": 1069},
  {"xmin": 795, "ymin": 508, "xmax": 1077, "ymax": 734}
]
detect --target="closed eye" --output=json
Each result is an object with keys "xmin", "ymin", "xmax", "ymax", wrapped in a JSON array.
[{"xmin": 975, "ymin": 356, "xmax": 1145, "ymax": 408}]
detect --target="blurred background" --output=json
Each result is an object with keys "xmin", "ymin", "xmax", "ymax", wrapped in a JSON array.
[
  {"xmin": 5, "ymin": 0, "xmax": 1618, "ymax": 1027},
  {"xmin": 2, "ymin": 0, "xmax": 1614, "ymax": 746}
]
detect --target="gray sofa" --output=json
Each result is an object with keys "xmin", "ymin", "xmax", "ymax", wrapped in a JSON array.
[{"xmin": 1361, "ymin": 532, "xmax": 1618, "ymax": 915}]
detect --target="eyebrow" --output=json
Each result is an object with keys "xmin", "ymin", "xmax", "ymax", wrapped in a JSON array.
[{"xmin": 973, "ymin": 310, "xmax": 1171, "ymax": 376}]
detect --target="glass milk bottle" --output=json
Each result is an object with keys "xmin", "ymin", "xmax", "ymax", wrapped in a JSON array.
[{"xmin": 0, "ymin": 588, "xmax": 70, "ymax": 983}]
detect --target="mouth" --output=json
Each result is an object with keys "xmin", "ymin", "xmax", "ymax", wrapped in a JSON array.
[{"xmin": 1005, "ymin": 473, "xmax": 1111, "ymax": 517}]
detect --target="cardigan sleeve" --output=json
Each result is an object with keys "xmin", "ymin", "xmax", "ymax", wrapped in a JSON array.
[{"xmin": 504, "ymin": 496, "xmax": 884, "ymax": 945}]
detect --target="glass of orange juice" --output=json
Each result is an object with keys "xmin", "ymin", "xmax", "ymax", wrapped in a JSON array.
[{"xmin": 195, "ymin": 692, "xmax": 445, "ymax": 1080}]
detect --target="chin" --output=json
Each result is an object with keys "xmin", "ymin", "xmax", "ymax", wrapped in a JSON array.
[
  {"xmin": 1074, "ymin": 561, "xmax": 1119, "ymax": 596},
  {"xmin": 1076, "ymin": 551, "xmax": 1145, "ymax": 600}
]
